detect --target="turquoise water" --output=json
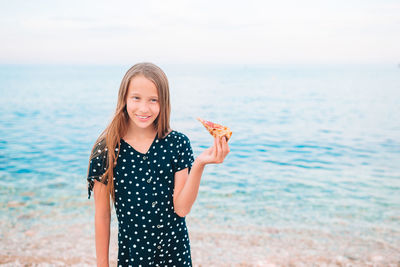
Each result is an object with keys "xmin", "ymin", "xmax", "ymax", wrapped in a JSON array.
[{"xmin": 1, "ymin": 64, "xmax": 400, "ymax": 254}]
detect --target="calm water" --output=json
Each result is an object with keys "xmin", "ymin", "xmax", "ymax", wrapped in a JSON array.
[{"xmin": 1, "ymin": 64, "xmax": 399, "ymax": 262}]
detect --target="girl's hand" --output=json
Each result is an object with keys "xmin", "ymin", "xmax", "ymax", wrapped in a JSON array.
[{"xmin": 197, "ymin": 136, "xmax": 230, "ymax": 165}]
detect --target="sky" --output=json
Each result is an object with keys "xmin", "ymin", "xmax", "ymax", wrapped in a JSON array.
[{"xmin": 0, "ymin": 0, "xmax": 399, "ymax": 65}]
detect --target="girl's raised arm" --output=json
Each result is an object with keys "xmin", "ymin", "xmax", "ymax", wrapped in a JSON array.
[
  {"xmin": 93, "ymin": 180, "xmax": 111, "ymax": 267},
  {"xmin": 174, "ymin": 136, "xmax": 230, "ymax": 217}
]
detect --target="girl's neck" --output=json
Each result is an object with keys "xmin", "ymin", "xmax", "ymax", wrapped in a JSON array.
[{"xmin": 124, "ymin": 122, "xmax": 157, "ymax": 141}]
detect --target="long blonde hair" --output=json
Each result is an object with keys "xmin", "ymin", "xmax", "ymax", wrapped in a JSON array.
[{"xmin": 88, "ymin": 62, "xmax": 171, "ymax": 205}]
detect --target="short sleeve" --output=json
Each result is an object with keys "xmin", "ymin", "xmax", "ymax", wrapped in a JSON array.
[
  {"xmin": 87, "ymin": 144, "xmax": 108, "ymax": 199},
  {"xmin": 173, "ymin": 133, "xmax": 195, "ymax": 174}
]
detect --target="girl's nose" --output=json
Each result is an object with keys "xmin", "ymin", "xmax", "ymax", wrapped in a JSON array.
[{"xmin": 138, "ymin": 101, "xmax": 150, "ymax": 112}]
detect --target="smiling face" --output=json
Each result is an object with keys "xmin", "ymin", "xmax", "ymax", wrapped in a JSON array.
[{"xmin": 125, "ymin": 75, "xmax": 160, "ymax": 132}]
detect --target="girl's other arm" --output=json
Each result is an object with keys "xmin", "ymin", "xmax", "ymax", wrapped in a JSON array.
[
  {"xmin": 174, "ymin": 136, "xmax": 229, "ymax": 217},
  {"xmin": 93, "ymin": 181, "xmax": 111, "ymax": 267},
  {"xmin": 173, "ymin": 159, "xmax": 205, "ymax": 217}
]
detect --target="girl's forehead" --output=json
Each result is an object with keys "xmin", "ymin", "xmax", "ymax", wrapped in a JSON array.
[{"xmin": 128, "ymin": 75, "xmax": 158, "ymax": 95}]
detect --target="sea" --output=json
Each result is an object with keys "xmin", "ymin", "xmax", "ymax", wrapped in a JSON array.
[{"xmin": 0, "ymin": 63, "xmax": 399, "ymax": 266}]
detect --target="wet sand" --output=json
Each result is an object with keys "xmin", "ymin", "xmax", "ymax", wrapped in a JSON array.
[{"xmin": 1, "ymin": 214, "xmax": 399, "ymax": 267}]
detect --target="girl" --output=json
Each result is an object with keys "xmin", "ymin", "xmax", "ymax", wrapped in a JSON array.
[{"xmin": 87, "ymin": 62, "xmax": 230, "ymax": 267}]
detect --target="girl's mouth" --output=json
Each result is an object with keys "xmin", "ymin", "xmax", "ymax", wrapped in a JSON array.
[{"xmin": 136, "ymin": 115, "xmax": 151, "ymax": 121}]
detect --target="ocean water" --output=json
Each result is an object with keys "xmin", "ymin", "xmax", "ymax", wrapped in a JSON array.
[{"xmin": 0, "ymin": 63, "xmax": 399, "ymax": 265}]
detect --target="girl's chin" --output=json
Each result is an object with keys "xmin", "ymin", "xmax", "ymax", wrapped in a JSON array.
[{"xmin": 129, "ymin": 118, "xmax": 154, "ymax": 129}]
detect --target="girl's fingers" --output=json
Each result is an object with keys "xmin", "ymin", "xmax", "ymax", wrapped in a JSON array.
[
  {"xmin": 214, "ymin": 136, "xmax": 219, "ymax": 160},
  {"xmin": 220, "ymin": 137, "xmax": 225, "ymax": 161},
  {"xmin": 222, "ymin": 136, "xmax": 229, "ymax": 156},
  {"xmin": 202, "ymin": 136, "xmax": 230, "ymax": 164},
  {"xmin": 217, "ymin": 136, "xmax": 224, "ymax": 163}
]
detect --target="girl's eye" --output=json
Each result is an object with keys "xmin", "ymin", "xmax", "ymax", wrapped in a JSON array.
[
  {"xmin": 133, "ymin": 96, "xmax": 140, "ymax": 100},
  {"xmin": 150, "ymin": 99, "xmax": 158, "ymax": 103}
]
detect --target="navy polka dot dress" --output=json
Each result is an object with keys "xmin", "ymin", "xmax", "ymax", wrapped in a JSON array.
[{"xmin": 87, "ymin": 131, "xmax": 195, "ymax": 267}]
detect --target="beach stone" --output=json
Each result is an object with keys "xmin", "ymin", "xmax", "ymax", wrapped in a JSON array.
[
  {"xmin": 24, "ymin": 230, "xmax": 35, "ymax": 236},
  {"xmin": 371, "ymin": 255, "xmax": 383, "ymax": 262},
  {"xmin": 335, "ymin": 255, "xmax": 345, "ymax": 264}
]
